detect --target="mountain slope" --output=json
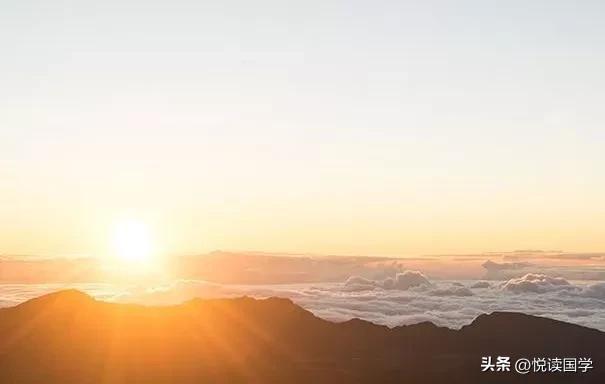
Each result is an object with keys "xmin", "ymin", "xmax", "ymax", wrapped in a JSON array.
[{"xmin": 0, "ymin": 290, "xmax": 602, "ymax": 383}]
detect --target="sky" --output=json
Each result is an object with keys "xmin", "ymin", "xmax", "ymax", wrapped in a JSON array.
[{"xmin": 1, "ymin": 0, "xmax": 605, "ymax": 258}]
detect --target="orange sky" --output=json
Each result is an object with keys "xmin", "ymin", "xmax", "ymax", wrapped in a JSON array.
[{"xmin": 2, "ymin": 1, "xmax": 605, "ymax": 258}]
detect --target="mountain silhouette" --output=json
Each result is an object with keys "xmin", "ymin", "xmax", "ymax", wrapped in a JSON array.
[{"xmin": 0, "ymin": 290, "xmax": 602, "ymax": 383}]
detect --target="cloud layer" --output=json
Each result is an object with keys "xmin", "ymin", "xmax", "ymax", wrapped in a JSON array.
[
  {"xmin": 118, "ymin": 272, "xmax": 605, "ymax": 330},
  {"xmin": 1, "ymin": 272, "xmax": 604, "ymax": 332}
]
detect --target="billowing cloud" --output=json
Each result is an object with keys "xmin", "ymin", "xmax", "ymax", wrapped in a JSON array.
[
  {"xmin": 430, "ymin": 285, "xmax": 474, "ymax": 297},
  {"xmin": 470, "ymin": 281, "xmax": 491, "ymax": 289},
  {"xmin": 580, "ymin": 282, "xmax": 605, "ymax": 300},
  {"xmin": 501, "ymin": 273, "xmax": 572, "ymax": 293},
  {"xmin": 383, "ymin": 271, "xmax": 431, "ymax": 290},
  {"xmin": 344, "ymin": 271, "xmax": 431, "ymax": 291},
  {"xmin": 343, "ymin": 276, "xmax": 377, "ymax": 290},
  {"xmin": 482, "ymin": 260, "xmax": 532, "ymax": 271}
]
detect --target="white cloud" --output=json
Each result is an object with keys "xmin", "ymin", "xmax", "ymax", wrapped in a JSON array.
[
  {"xmin": 383, "ymin": 271, "xmax": 431, "ymax": 290},
  {"xmin": 344, "ymin": 271, "xmax": 432, "ymax": 291},
  {"xmin": 483, "ymin": 260, "xmax": 532, "ymax": 271},
  {"xmin": 430, "ymin": 285, "xmax": 474, "ymax": 297},
  {"xmin": 580, "ymin": 282, "xmax": 605, "ymax": 300},
  {"xmin": 470, "ymin": 281, "xmax": 491, "ymax": 289},
  {"xmin": 501, "ymin": 273, "xmax": 572, "ymax": 293},
  {"xmin": 343, "ymin": 276, "xmax": 378, "ymax": 291}
]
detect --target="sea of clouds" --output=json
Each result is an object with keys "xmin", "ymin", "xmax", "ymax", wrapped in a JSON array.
[{"xmin": 2, "ymin": 271, "xmax": 605, "ymax": 331}]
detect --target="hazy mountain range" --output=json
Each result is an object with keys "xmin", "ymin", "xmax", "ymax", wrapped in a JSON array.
[{"xmin": 0, "ymin": 290, "xmax": 602, "ymax": 383}]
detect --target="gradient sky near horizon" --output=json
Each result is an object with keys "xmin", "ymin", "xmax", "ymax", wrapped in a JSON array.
[{"xmin": 1, "ymin": 0, "xmax": 605, "ymax": 258}]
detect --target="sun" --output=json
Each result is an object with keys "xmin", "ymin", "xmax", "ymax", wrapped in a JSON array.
[{"xmin": 112, "ymin": 219, "xmax": 154, "ymax": 266}]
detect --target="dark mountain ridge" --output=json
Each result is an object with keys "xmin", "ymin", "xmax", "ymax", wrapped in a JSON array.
[{"xmin": 0, "ymin": 290, "xmax": 602, "ymax": 383}]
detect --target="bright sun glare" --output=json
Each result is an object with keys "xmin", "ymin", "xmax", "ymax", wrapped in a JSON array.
[{"xmin": 112, "ymin": 219, "xmax": 154, "ymax": 266}]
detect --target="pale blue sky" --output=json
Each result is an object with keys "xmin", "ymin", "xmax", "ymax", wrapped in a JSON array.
[{"xmin": 1, "ymin": 0, "xmax": 605, "ymax": 256}]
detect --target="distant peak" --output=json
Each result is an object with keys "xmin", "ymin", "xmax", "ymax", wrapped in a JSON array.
[
  {"xmin": 472, "ymin": 311, "xmax": 531, "ymax": 322},
  {"xmin": 466, "ymin": 311, "xmax": 560, "ymax": 331},
  {"xmin": 17, "ymin": 289, "xmax": 94, "ymax": 309},
  {"xmin": 44, "ymin": 289, "xmax": 93, "ymax": 300},
  {"xmin": 261, "ymin": 296, "xmax": 296, "ymax": 306}
]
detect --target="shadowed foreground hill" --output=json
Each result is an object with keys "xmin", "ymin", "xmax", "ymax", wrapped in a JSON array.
[{"xmin": 0, "ymin": 290, "xmax": 603, "ymax": 383}]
